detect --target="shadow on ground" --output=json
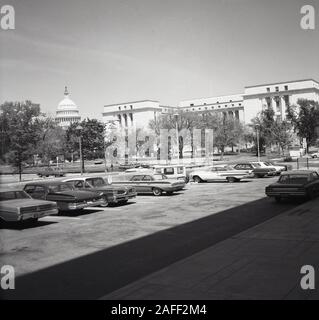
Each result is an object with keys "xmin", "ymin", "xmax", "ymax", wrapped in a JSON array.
[{"xmin": 2, "ymin": 197, "xmax": 301, "ymax": 299}]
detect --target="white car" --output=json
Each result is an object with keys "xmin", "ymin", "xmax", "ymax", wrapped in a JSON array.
[
  {"xmin": 311, "ymin": 152, "xmax": 319, "ymax": 158},
  {"xmin": 189, "ymin": 165, "xmax": 253, "ymax": 183},
  {"xmin": 252, "ymin": 161, "xmax": 286, "ymax": 175}
]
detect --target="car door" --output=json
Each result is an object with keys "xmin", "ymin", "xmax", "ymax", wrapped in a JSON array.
[
  {"xmin": 130, "ymin": 175, "xmax": 144, "ymax": 192},
  {"xmin": 141, "ymin": 175, "xmax": 154, "ymax": 192},
  {"xmin": 205, "ymin": 167, "xmax": 219, "ymax": 181}
]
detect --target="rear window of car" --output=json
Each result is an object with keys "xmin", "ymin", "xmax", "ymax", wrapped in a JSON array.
[
  {"xmin": 279, "ymin": 174, "xmax": 309, "ymax": 184},
  {"xmin": 0, "ymin": 191, "xmax": 30, "ymax": 201}
]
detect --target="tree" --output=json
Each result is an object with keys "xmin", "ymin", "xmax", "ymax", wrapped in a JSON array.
[
  {"xmin": 35, "ymin": 117, "xmax": 66, "ymax": 165},
  {"xmin": 0, "ymin": 101, "xmax": 42, "ymax": 181},
  {"xmin": 65, "ymin": 119, "xmax": 106, "ymax": 172},
  {"xmin": 287, "ymin": 99, "xmax": 319, "ymax": 153}
]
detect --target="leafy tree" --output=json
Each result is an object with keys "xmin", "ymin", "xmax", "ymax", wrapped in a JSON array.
[
  {"xmin": 35, "ymin": 117, "xmax": 66, "ymax": 165},
  {"xmin": 287, "ymin": 99, "xmax": 319, "ymax": 152},
  {"xmin": 0, "ymin": 101, "xmax": 42, "ymax": 181},
  {"xmin": 65, "ymin": 118, "xmax": 106, "ymax": 172}
]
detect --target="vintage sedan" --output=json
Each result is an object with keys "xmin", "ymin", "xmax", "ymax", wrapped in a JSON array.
[
  {"xmin": 265, "ymin": 170, "xmax": 319, "ymax": 202},
  {"xmin": 112, "ymin": 173, "xmax": 185, "ymax": 196},
  {"xmin": 64, "ymin": 176, "xmax": 137, "ymax": 205},
  {"xmin": 0, "ymin": 189, "xmax": 58, "ymax": 224},
  {"xmin": 23, "ymin": 181, "xmax": 106, "ymax": 211},
  {"xmin": 252, "ymin": 161, "xmax": 287, "ymax": 175},
  {"xmin": 189, "ymin": 165, "xmax": 253, "ymax": 183},
  {"xmin": 234, "ymin": 162, "xmax": 276, "ymax": 178}
]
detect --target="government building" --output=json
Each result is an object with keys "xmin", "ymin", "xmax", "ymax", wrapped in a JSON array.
[
  {"xmin": 102, "ymin": 79, "xmax": 319, "ymax": 128},
  {"xmin": 55, "ymin": 86, "xmax": 81, "ymax": 128}
]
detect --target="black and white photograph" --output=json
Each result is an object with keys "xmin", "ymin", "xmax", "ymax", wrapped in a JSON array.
[{"xmin": 0, "ymin": 0, "xmax": 319, "ymax": 308}]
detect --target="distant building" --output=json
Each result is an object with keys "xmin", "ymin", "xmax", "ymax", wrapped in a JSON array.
[
  {"xmin": 55, "ymin": 86, "xmax": 81, "ymax": 128},
  {"xmin": 102, "ymin": 80, "xmax": 319, "ymax": 128},
  {"xmin": 179, "ymin": 79, "xmax": 319, "ymax": 123},
  {"xmin": 102, "ymin": 100, "xmax": 175, "ymax": 129}
]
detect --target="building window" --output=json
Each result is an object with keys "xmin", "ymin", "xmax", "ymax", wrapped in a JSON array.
[
  {"xmin": 275, "ymin": 86, "xmax": 279, "ymax": 92},
  {"xmin": 119, "ymin": 107, "xmax": 121, "ymax": 110},
  {"xmin": 190, "ymin": 103, "xmax": 194, "ymax": 106},
  {"xmin": 267, "ymin": 87, "xmax": 270, "ymax": 92},
  {"xmin": 284, "ymin": 85, "xmax": 288, "ymax": 91},
  {"xmin": 130, "ymin": 105, "xmax": 133, "ymax": 109},
  {"xmin": 239, "ymin": 103, "xmax": 242, "ymax": 106}
]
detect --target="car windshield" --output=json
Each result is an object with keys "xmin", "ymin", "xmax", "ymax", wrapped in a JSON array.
[
  {"xmin": 279, "ymin": 174, "xmax": 309, "ymax": 184},
  {"xmin": 264, "ymin": 162, "xmax": 273, "ymax": 166},
  {"xmin": 49, "ymin": 183, "xmax": 74, "ymax": 192},
  {"xmin": 0, "ymin": 191, "xmax": 31, "ymax": 201}
]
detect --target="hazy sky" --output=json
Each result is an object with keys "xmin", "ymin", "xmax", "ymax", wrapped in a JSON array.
[{"xmin": 0, "ymin": 0, "xmax": 318, "ymax": 119}]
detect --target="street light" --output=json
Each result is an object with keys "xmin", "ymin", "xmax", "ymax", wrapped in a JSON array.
[
  {"xmin": 76, "ymin": 125, "xmax": 84, "ymax": 175},
  {"xmin": 173, "ymin": 113, "xmax": 180, "ymax": 164},
  {"xmin": 255, "ymin": 124, "xmax": 261, "ymax": 162}
]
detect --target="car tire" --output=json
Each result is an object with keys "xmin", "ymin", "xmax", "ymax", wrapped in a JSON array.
[
  {"xmin": 275, "ymin": 196, "xmax": 281, "ymax": 203},
  {"xmin": 193, "ymin": 176, "xmax": 202, "ymax": 183},
  {"xmin": 152, "ymin": 188, "xmax": 162, "ymax": 196},
  {"xmin": 227, "ymin": 177, "xmax": 237, "ymax": 183},
  {"xmin": 254, "ymin": 173, "xmax": 264, "ymax": 178}
]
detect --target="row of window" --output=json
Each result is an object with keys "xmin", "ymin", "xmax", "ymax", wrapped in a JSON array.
[
  {"xmin": 184, "ymin": 103, "xmax": 242, "ymax": 112},
  {"xmin": 57, "ymin": 118, "xmax": 80, "ymax": 123},
  {"xmin": 119, "ymin": 105, "xmax": 133, "ymax": 111},
  {"xmin": 117, "ymin": 113, "xmax": 134, "ymax": 126},
  {"xmin": 266, "ymin": 85, "xmax": 289, "ymax": 93}
]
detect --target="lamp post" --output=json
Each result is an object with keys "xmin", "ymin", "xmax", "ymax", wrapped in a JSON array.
[
  {"xmin": 76, "ymin": 125, "xmax": 84, "ymax": 175},
  {"xmin": 173, "ymin": 113, "xmax": 180, "ymax": 164},
  {"xmin": 255, "ymin": 124, "xmax": 261, "ymax": 162}
]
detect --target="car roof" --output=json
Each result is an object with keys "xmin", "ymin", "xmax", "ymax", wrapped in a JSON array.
[
  {"xmin": 281, "ymin": 170, "xmax": 316, "ymax": 175},
  {"xmin": 65, "ymin": 176, "xmax": 104, "ymax": 181},
  {"xmin": 24, "ymin": 181, "xmax": 69, "ymax": 186}
]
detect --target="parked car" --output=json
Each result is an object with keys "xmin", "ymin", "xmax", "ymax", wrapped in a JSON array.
[
  {"xmin": 189, "ymin": 165, "xmax": 253, "ymax": 183},
  {"xmin": 23, "ymin": 181, "xmax": 106, "ymax": 211},
  {"xmin": 37, "ymin": 166, "xmax": 65, "ymax": 177},
  {"xmin": 311, "ymin": 152, "xmax": 319, "ymax": 158},
  {"xmin": 0, "ymin": 189, "xmax": 58, "ymax": 224},
  {"xmin": 64, "ymin": 176, "xmax": 137, "ymax": 205},
  {"xmin": 112, "ymin": 173, "xmax": 185, "ymax": 196},
  {"xmin": 251, "ymin": 161, "xmax": 287, "ymax": 175},
  {"xmin": 234, "ymin": 162, "xmax": 276, "ymax": 178},
  {"xmin": 265, "ymin": 170, "xmax": 319, "ymax": 202}
]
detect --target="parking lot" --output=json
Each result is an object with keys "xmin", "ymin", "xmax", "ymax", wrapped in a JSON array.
[{"xmin": 1, "ymin": 175, "xmax": 302, "ymax": 299}]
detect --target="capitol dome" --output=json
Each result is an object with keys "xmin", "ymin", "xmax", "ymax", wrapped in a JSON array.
[{"xmin": 55, "ymin": 86, "xmax": 81, "ymax": 128}]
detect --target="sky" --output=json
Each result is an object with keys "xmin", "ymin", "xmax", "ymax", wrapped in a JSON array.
[{"xmin": 0, "ymin": 0, "xmax": 318, "ymax": 119}]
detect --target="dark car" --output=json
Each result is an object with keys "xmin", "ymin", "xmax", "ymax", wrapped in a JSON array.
[
  {"xmin": 23, "ymin": 181, "xmax": 106, "ymax": 211},
  {"xmin": 265, "ymin": 170, "xmax": 319, "ymax": 202},
  {"xmin": 234, "ymin": 162, "xmax": 276, "ymax": 178},
  {"xmin": 64, "ymin": 176, "xmax": 137, "ymax": 205},
  {"xmin": 37, "ymin": 167, "xmax": 65, "ymax": 177}
]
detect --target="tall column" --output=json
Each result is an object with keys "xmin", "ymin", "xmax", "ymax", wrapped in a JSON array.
[{"xmin": 280, "ymin": 96, "xmax": 286, "ymax": 120}]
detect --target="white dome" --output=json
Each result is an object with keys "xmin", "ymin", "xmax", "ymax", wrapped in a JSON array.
[
  {"xmin": 55, "ymin": 86, "xmax": 81, "ymax": 128},
  {"xmin": 57, "ymin": 86, "xmax": 78, "ymax": 110}
]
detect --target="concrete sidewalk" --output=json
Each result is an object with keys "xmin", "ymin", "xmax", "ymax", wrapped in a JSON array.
[{"xmin": 103, "ymin": 198, "xmax": 319, "ymax": 300}]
